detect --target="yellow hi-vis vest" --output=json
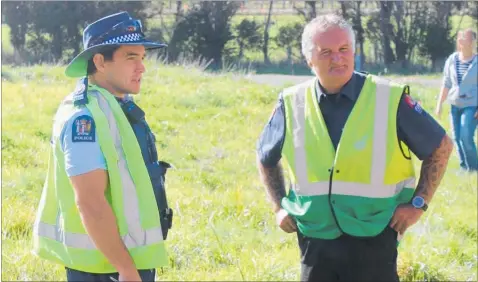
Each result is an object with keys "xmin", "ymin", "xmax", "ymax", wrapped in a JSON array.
[
  {"xmin": 32, "ymin": 84, "xmax": 168, "ymax": 273},
  {"xmin": 281, "ymin": 75, "xmax": 416, "ymax": 239}
]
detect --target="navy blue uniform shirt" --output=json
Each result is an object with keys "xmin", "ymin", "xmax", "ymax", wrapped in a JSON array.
[{"xmin": 257, "ymin": 71, "xmax": 446, "ymax": 167}]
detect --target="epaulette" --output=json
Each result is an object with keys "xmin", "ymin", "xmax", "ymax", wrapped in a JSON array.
[{"xmin": 73, "ymin": 77, "xmax": 89, "ymax": 106}]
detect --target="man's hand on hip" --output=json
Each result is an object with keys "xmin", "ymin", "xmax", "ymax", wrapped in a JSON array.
[
  {"xmin": 276, "ymin": 209, "xmax": 297, "ymax": 233},
  {"xmin": 390, "ymin": 135, "xmax": 452, "ymax": 234},
  {"xmin": 389, "ymin": 204, "xmax": 424, "ymax": 234}
]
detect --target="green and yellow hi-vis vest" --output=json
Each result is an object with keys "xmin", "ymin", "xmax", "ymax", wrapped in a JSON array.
[{"xmin": 281, "ymin": 74, "xmax": 416, "ymax": 239}]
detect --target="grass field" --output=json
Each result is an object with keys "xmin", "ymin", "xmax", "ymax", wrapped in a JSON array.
[{"xmin": 1, "ymin": 62, "xmax": 477, "ymax": 281}]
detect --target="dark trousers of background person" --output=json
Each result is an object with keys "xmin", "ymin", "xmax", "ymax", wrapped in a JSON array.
[
  {"xmin": 450, "ymin": 105, "xmax": 478, "ymax": 172},
  {"xmin": 298, "ymin": 226, "xmax": 400, "ymax": 282},
  {"xmin": 66, "ymin": 268, "xmax": 155, "ymax": 282}
]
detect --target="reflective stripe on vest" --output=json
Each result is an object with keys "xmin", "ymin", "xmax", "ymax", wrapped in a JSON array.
[
  {"xmin": 35, "ymin": 222, "xmax": 162, "ymax": 249},
  {"xmin": 290, "ymin": 77, "xmax": 416, "ymax": 198},
  {"xmin": 290, "ymin": 177, "xmax": 416, "ymax": 197},
  {"xmin": 34, "ymin": 91, "xmax": 163, "ymax": 249}
]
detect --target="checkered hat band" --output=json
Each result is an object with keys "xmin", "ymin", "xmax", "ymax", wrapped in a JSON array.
[{"xmin": 101, "ymin": 33, "xmax": 143, "ymax": 45}]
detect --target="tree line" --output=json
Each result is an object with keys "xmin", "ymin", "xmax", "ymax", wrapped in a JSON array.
[{"xmin": 2, "ymin": 1, "xmax": 477, "ymax": 72}]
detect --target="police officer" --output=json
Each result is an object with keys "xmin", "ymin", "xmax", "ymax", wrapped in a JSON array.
[
  {"xmin": 256, "ymin": 14, "xmax": 453, "ymax": 281},
  {"xmin": 33, "ymin": 12, "xmax": 172, "ymax": 282}
]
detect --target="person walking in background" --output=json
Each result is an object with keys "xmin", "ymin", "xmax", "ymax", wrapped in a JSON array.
[{"xmin": 436, "ymin": 28, "xmax": 478, "ymax": 172}]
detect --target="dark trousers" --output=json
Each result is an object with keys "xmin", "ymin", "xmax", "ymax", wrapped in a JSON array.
[
  {"xmin": 66, "ymin": 268, "xmax": 155, "ymax": 282},
  {"xmin": 298, "ymin": 226, "xmax": 399, "ymax": 282}
]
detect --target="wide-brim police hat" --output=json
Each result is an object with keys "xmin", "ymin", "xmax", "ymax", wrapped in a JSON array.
[{"xmin": 65, "ymin": 11, "xmax": 167, "ymax": 78}]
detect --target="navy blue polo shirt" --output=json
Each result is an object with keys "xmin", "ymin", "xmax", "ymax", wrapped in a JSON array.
[{"xmin": 257, "ymin": 71, "xmax": 446, "ymax": 167}]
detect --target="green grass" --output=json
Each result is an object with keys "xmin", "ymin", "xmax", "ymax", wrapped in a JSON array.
[{"xmin": 1, "ymin": 63, "xmax": 477, "ymax": 281}]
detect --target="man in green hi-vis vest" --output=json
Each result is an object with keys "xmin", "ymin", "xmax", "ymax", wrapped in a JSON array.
[
  {"xmin": 33, "ymin": 12, "xmax": 173, "ymax": 282},
  {"xmin": 256, "ymin": 14, "xmax": 453, "ymax": 281}
]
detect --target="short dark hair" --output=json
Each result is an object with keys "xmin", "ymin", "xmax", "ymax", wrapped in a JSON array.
[{"xmin": 86, "ymin": 46, "xmax": 121, "ymax": 75}]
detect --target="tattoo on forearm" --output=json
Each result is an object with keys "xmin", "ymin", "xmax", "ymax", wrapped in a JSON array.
[
  {"xmin": 415, "ymin": 135, "xmax": 453, "ymax": 202},
  {"xmin": 257, "ymin": 157, "xmax": 286, "ymax": 212}
]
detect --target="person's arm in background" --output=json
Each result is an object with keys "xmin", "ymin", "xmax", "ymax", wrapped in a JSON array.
[
  {"xmin": 436, "ymin": 56, "xmax": 452, "ymax": 118},
  {"xmin": 62, "ymin": 113, "xmax": 141, "ymax": 281},
  {"xmin": 435, "ymin": 88, "xmax": 449, "ymax": 118}
]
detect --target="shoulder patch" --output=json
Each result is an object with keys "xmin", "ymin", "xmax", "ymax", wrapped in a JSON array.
[
  {"xmin": 404, "ymin": 94, "xmax": 423, "ymax": 114},
  {"xmin": 72, "ymin": 115, "xmax": 96, "ymax": 142}
]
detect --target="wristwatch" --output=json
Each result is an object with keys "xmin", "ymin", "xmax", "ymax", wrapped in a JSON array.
[{"xmin": 411, "ymin": 196, "xmax": 428, "ymax": 211}]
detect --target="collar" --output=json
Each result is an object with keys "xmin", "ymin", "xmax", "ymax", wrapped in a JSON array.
[
  {"xmin": 115, "ymin": 95, "xmax": 132, "ymax": 105},
  {"xmin": 88, "ymin": 84, "xmax": 132, "ymax": 104},
  {"xmin": 316, "ymin": 71, "xmax": 364, "ymax": 102},
  {"xmin": 455, "ymin": 52, "xmax": 477, "ymax": 63},
  {"xmin": 77, "ymin": 81, "xmax": 133, "ymax": 107},
  {"xmin": 88, "ymin": 82, "xmax": 131, "ymax": 99}
]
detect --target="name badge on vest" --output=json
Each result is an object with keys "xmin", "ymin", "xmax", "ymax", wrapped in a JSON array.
[{"xmin": 72, "ymin": 115, "xmax": 96, "ymax": 142}]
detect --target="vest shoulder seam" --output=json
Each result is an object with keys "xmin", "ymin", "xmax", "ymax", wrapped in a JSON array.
[
  {"xmin": 282, "ymin": 78, "xmax": 315, "ymax": 97},
  {"xmin": 369, "ymin": 74, "xmax": 407, "ymax": 90}
]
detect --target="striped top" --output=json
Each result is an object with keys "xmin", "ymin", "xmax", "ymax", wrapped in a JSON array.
[{"xmin": 455, "ymin": 54, "xmax": 476, "ymax": 85}]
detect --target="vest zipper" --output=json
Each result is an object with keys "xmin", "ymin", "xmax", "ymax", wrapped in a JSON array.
[{"xmin": 328, "ymin": 166, "xmax": 345, "ymax": 234}]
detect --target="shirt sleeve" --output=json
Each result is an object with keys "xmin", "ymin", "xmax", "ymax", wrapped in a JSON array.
[
  {"xmin": 60, "ymin": 108, "xmax": 107, "ymax": 177},
  {"xmin": 443, "ymin": 55, "xmax": 453, "ymax": 89},
  {"xmin": 256, "ymin": 95, "xmax": 286, "ymax": 168},
  {"xmin": 397, "ymin": 90, "xmax": 446, "ymax": 161}
]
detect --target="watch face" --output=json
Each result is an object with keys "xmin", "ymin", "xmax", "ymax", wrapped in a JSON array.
[{"xmin": 412, "ymin": 196, "xmax": 425, "ymax": 208}]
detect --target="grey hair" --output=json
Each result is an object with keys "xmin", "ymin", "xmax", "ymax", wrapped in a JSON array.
[{"xmin": 301, "ymin": 13, "xmax": 356, "ymax": 62}]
